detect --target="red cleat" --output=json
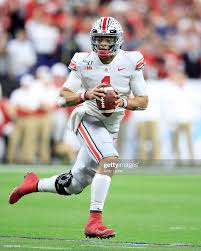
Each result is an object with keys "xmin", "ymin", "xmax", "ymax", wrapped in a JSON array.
[
  {"xmin": 9, "ymin": 172, "xmax": 39, "ymax": 204},
  {"xmin": 85, "ymin": 212, "xmax": 116, "ymax": 239}
]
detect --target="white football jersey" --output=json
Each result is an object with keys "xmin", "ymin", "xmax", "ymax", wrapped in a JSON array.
[{"xmin": 63, "ymin": 49, "xmax": 147, "ymax": 133}]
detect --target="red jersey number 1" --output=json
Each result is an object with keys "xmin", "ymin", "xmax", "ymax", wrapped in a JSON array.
[{"xmin": 101, "ymin": 76, "xmax": 110, "ymax": 85}]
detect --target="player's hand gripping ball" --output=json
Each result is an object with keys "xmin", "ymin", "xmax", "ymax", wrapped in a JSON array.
[{"xmin": 96, "ymin": 86, "xmax": 118, "ymax": 117}]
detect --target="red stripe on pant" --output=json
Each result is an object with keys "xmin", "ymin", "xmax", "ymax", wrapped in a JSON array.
[{"xmin": 78, "ymin": 123, "xmax": 102, "ymax": 162}]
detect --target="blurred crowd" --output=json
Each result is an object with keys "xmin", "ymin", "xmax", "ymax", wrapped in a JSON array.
[
  {"xmin": 0, "ymin": 0, "xmax": 201, "ymax": 164},
  {"xmin": 0, "ymin": 63, "xmax": 81, "ymax": 164}
]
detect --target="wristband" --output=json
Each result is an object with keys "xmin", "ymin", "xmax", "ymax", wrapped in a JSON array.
[
  {"xmin": 79, "ymin": 92, "xmax": 85, "ymax": 102},
  {"xmin": 122, "ymin": 98, "xmax": 128, "ymax": 108},
  {"xmin": 84, "ymin": 91, "xmax": 90, "ymax": 100},
  {"xmin": 79, "ymin": 91, "xmax": 90, "ymax": 102}
]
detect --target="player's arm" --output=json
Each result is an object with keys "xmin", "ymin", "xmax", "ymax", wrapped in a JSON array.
[
  {"xmin": 125, "ymin": 70, "xmax": 148, "ymax": 110},
  {"xmin": 126, "ymin": 95, "xmax": 148, "ymax": 111},
  {"xmin": 116, "ymin": 95, "xmax": 148, "ymax": 111},
  {"xmin": 57, "ymin": 70, "xmax": 81, "ymax": 107},
  {"xmin": 126, "ymin": 69, "xmax": 148, "ymax": 110},
  {"xmin": 59, "ymin": 87, "xmax": 81, "ymax": 107},
  {"xmin": 116, "ymin": 58, "xmax": 148, "ymax": 110},
  {"xmin": 115, "ymin": 71, "xmax": 148, "ymax": 110},
  {"xmin": 57, "ymin": 71, "xmax": 107, "ymax": 107}
]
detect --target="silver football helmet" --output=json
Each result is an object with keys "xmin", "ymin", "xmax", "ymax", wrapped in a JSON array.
[{"xmin": 90, "ymin": 17, "xmax": 124, "ymax": 57}]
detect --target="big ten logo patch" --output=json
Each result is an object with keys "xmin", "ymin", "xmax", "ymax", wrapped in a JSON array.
[{"xmin": 84, "ymin": 66, "xmax": 93, "ymax": 70}]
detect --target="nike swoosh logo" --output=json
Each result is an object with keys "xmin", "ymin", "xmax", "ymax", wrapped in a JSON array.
[
  {"xmin": 118, "ymin": 67, "xmax": 125, "ymax": 71},
  {"xmin": 96, "ymin": 229, "xmax": 108, "ymax": 234}
]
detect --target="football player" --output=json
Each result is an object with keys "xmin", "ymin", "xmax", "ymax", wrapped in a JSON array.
[{"xmin": 9, "ymin": 17, "xmax": 148, "ymax": 239}]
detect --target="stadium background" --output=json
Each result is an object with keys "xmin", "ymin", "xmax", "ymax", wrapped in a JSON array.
[{"xmin": 0, "ymin": 0, "xmax": 201, "ymax": 164}]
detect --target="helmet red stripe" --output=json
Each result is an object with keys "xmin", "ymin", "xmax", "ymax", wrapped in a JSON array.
[{"xmin": 102, "ymin": 17, "xmax": 108, "ymax": 31}]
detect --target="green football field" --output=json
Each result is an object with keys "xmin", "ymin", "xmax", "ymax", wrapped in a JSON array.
[{"xmin": 0, "ymin": 165, "xmax": 201, "ymax": 251}]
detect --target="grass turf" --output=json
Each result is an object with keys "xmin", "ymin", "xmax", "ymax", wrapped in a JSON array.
[{"xmin": 0, "ymin": 165, "xmax": 201, "ymax": 250}]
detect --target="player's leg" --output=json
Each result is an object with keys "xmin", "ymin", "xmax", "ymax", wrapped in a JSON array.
[
  {"xmin": 8, "ymin": 171, "xmax": 39, "ymax": 204},
  {"xmin": 54, "ymin": 146, "xmax": 96, "ymax": 196},
  {"xmin": 8, "ymin": 146, "xmax": 95, "ymax": 204},
  {"xmin": 77, "ymin": 115, "xmax": 118, "ymax": 239},
  {"xmin": 85, "ymin": 156, "xmax": 117, "ymax": 239}
]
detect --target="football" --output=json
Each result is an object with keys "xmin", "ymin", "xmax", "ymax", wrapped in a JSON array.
[{"xmin": 96, "ymin": 86, "xmax": 117, "ymax": 117}]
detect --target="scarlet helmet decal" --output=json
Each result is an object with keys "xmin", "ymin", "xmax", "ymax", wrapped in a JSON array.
[{"xmin": 101, "ymin": 17, "xmax": 109, "ymax": 32}]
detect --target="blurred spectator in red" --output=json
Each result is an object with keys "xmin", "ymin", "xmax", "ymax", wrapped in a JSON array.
[{"xmin": 7, "ymin": 74, "xmax": 39, "ymax": 164}]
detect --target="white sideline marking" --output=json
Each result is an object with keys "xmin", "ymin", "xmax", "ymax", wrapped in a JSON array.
[
  {"xmin": 0, "ymin": 244, "xmax": 144, "ymax": 250},
  {"xmin": 169, "ymin": 226, "xmax": 200, "ymax": 231},
  {"xmin": 0, "ymin": 244, "xmax": 72, "ymax": 250},
  {"xmin": 169, "ymin": 226, "xmax": 187, "ymax": 230},
  {"xmin": 3, "ymin": 245, "xmax": 21, "ymax": 248},
  {"xmin": 1, "ymin": 236, "xmax": 201, "ymax": 249},
  {"xmin": 81, "ymin": 244, "xmax": 145, "ymax": 249}
]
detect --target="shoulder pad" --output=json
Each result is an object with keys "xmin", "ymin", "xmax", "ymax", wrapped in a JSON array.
[
  {"xmin": 126, "ymin": 51, "xmax": 146, "ymax": 71},
  {"xmin": 68, "ymin": 52, "xmax": 90, "ymax": 71}
]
